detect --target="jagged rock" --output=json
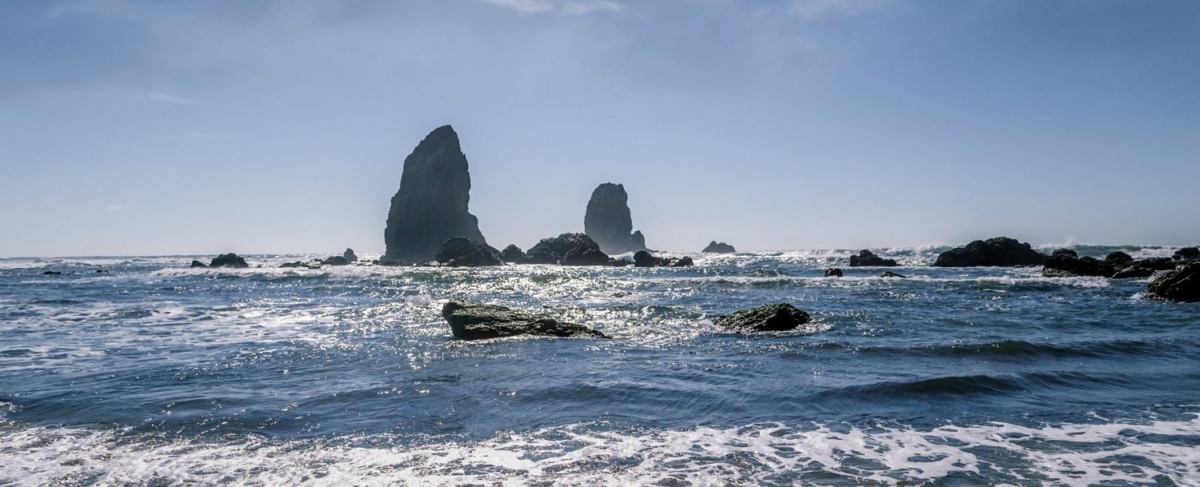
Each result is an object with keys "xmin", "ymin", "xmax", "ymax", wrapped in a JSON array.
[
  {"xmin": 526, "ymin": 233, "xmax": 608, "ymax": 265},
  {"xmin": 343, "ymin": 249, "xmax": 358, "ymax": 263},
  {"xmin": 633, "ymin": 250, "xmax": 691, "ymax": 268},
  {"xmin": 672, "ymin": 257, "xmax": 694, "ymax": 267},
  {"xmin": 190, "ymin": 260, "xmax": 208, "ymax": 268},
  {"xmin": 384, "ymin": 125, "xmax": 486, "ymax": 263},
  {"xmin": 1052, "ymin": 248, "xmax": 1078, "ymax": 258},
  {"xmin": 323, "ymin": 256, "xmax": 351, "ymax": 266},
  {"xmin": 210, "ymin": 253, "xmax": 249, "ymax": 269},
  {"xmin": 1112, "ymin": 257, "xmax": 1177, "ymax": 279},
  {"xmin": 280, "ymin": 261, "xmax": 309, "ymax": 269},
  {"xmin": 562, "ymin": 246, "xmax": 610, "ymax": 266},
  {"xmin": 1105, "ymin": 252, "xmax": 1134, "ymax": 265},
  {"xmin": 933, "ymin": 237, "xmax": 1048, "ymax": 267},
  {"xmin": 1174, "ymin": 247, "xmax": 1200, "ymax": 261},
  {"xmin": 1042, "ymin": 255, "xmax": 1116, "ymax": 278},
  {"xmin": 441, "ymin": 300, "xmax": 609, "ymax": 340},
  {"xmin": 825, "ymin": 268, "xmax": 843, "ymax": 277},
  {"xmin": 434, "ymin": 237, "xmax": 504, "ymax": 267},
  {"xmin": 881, "ymin": 271, "xmax": 907, "ymax": 278},
  {"xmin": 1146, "ymin": 262, "xmax": 1200, "ymax": 302},
  {"xmin": 1139, "ymin": 257, "xmax": 1179, "ymax": 271},
  {"xmin": 499, "ymin": 244, "xmax": 526, "ymax": 263},
  {"xmin": 703, "ymin": 241, "xmax": 737, "ymax": 253},
  {"xmin": 1112, "ymin": 265, "xmax": 1156, "ymax": 279},
  {"xmin": 584, "ymin": 183, "xmax": 646, "ymax": 255},
  {"xmin": 849, "ymin": 250, "xmax": 897, "ymax": 267},
  {"xmin": 713, "ymin": 303, "xmax": 811, "ymax": 333}
]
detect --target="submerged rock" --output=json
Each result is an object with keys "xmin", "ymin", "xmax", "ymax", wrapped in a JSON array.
[
  {"xmin": 849, "ymin": 250, "xmax": 897, "ymax": 267},
  {"xmin": 42, "ymin": 271, "xmax": 61, "ymax": 275},
  {"xmin": 933, "ymin": 237, "xmax": 1048, "ymax": 267},
  {"xmin": 441, "ymin": 300, "xmax": 609, "ymax": 340},
  {"xmin": 1174, "ymin": 247, "xmax": 1200, "ymax": 261},
  {"xmin": 190, "ymin": 260, "xmax": 208, "ymax": 268},
  {"xmin": 584, "ymin": 183, "xmax": 646, "ymax": 255},
  {"xmin": 343, "ymin": 248, "xmax": 358, "ymax": 263},
  {"xmin": 209, "ymin": 253, "xmax": 249, "ymax": 269},
  {"xmin": 499, "ymin": 244, "xmax": 527, "ymax": 263},
  {"xmin": 1146, "ymin": 262, "xmax": 1200, "ymax": 302},
  {"xmin": 384, "ymin": 125, "xmax": 486, "ymax": 263},
  {"xmin": 434, "ymin": 238, "xmax": 504, "ymax": 267},
  {"xmin": 825, "ymin": 268, "xmax": 843, "ymax": 278},
  {"xmin": 703, "ymin": 241, "xmax": 737, "ymax": 254},
  {"xmin": 881, "ymin": 271, "xmax": 907, "ymax": 278},
  {"xmin": 526, "ymin": 233, "xmax": 609, "ymax": 266},
  {"xmin": 713, "ymin": 303, "xmax": 812, "ymax": 333}
]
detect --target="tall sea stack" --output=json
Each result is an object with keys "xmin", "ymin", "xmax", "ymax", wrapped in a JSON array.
[
  {"xmin": 384, "ymin": 125, "xmax": 486, "ymax": 262},
  {"xmin": 584, "ymin": 183, "xmax": 647, "ymax": 255}
]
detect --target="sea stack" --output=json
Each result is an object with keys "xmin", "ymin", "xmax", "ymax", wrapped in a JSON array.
[
  {"xmin": 584, "ymin": 183, "xmax": 647, "ymax": 255},
  {"xmin": 384, "ymin": 125, "xmax": 486, "ymax": 263}
]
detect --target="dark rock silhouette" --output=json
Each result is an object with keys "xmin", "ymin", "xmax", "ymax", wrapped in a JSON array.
[
  {"xmin": 881, "ymin": 271, "xmax": 907, "ymax": 278},
  {"xmin": 280, "ymin": 261, "xmax": 311, "ymax": 269},
  {"xmin": 323, "ymin": 256, "xmax": 351, "ymax": 266},
  {"xmin": 633, "ymin": 250, "xmax": 692, "ymax": 268},
  {"xmin": 714, "ymin": 304, "xmax": 811, "ymax": 333},
  {"xmin": 209, "ymin": 253, "xmax": 249, "ymax": 269},
  {"xmin": 1146, "ymin": 262, "xmax": 1200, "ymax": 302},
  {"xmin": 190, "ymin": 260, "xmax": 208, "ymax": 268},
  {"xmin": 526, "ymin": 233, "xmax": 609, "ymax": 266},
  {"xmin": 672, "ymin": 257, "xmax": 695, "ymax": 267},
  {"xmin": 434, "ymin": 237, "xmax": 504, "ymax": 267},
  {"xmin": 703, "ymin": 241, "xmax": 737, "ymax": 253},
  {"xmin": 42, "ymin": 271, "xmax": 61, "ymax": 275},
  {"xmin": 1052, "ymin": 248, "xmax": 1078, "ymax": 258},
  {"xmin": 343, "ymin": 249, "xmax": 358, "ymax": 263},
  {"xmin": 1174, "ymin": 247, "xmax": 1200, "ymax": 261},
  {"xmin": 825, "ymin": 268, "xmax": 843, "ymax": 277},
  {"xmin": 562, "ymin": 246, "xmax": 610, "ymax": 266},
  {"xmin": 1042, "ymin": 255, "xmax": 1116, "ymax": 278},
  {"xmin": 1112, "ymin": 265, "xmax": 1156, "ymax": 279},
  {"xmin": 849, "ymin": 250, "xmax": 897, "ymax": 267},
  {"xmin": 584, "ymin": 183, "xmax": 646, "ymax": 255},
  {"xmin": 1105, "ymin": 252, "xmax": 1134, "ymax": 265},
  {"xmin": 499, "ymin": 244, "xmax": 527, "ymax": 263},
  {"xmin": 442, "ymin": 300, "xmax": 609, "ymax": 340},
  {"xmin": 933, "ymin": 237, "xmax": 1048, "ymax": 267},
  {"xmin": 384, "ymin": 125, "xmax": 486, "ymax": 263}
]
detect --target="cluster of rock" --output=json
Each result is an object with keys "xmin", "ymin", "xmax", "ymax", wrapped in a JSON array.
[
  {"xmin": 191, "ymin": 253, "xmax": 249, "ymax": 269},
  {"xmin": 849, "ymin": 250, "xmax": 896, "ymax": 267},
  {"xmin": 633, "ymin": 251, "xmax": 693, "ymax": 268},
  {"xmin": 1042, "ymin": 249, "xmax": 1173, "ymax": 278},
  {"xmin": 584, "ymin": 183, "xmax": 646, "ymax": 255},
  {"xmin": 702, "ymin": 241, "xmax": 736, "ymax": 253},
  {"xmin": 933, "ymin": 237, "xmax": 1048, "ymax": 267}
]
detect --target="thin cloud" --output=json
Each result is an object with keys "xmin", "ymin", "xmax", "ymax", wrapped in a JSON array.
[
  {"xmin": 789, "ymin": 0, "xmax": 888, "ymax": 20},
  {"xmin": 480, "ymin": 0, "xmax": 624, "ymax": 15}
]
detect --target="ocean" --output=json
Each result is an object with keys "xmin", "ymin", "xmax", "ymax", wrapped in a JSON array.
[{"xmin": 1, "ymin": 245, "xmax": 1198, "ymax": 486}]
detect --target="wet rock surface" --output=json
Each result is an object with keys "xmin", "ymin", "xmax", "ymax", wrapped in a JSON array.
[
  {"xmin": 713, "ymin": 303, "xmax": 812, "ymax": 333},
  {"xmin": 933, "ymin": 237, "xmax": 1048, "ymax": 267},
  {"xmin": 849, "ymin": 250, "xmax": 897, "ymax": 267},
  {"xmin": 441, "ymin": 300, "xmax": 609, "ymax": 340},
  {"xmin": 434, "ymin": 238, "xmax": 504, "ymax": 267},
  {"xmin": 209, "ymin": 253, "xmax": 249, "ymax": 269},
  {"xmin": 1146, "ymin": 262, "xmax": 1200, "ymax": 302}
]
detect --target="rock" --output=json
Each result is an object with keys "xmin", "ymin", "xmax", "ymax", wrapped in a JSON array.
[
  {"xmin": 703, "ymin": 241, "xmax": 737, "ymax": 253},
  {"xmin": 562, "ymin": 246, "xmax": 611, "ymax": 266},
  {"xmin": 633, "ymin": 250, "xmax": 691, "ymax": 268},
  {"xmin": 1112, "ymin": 257, "xmax": 1178, "ymax": 279},
  {"xmin": 713, "ymin": 303, "xmax": 812, "ymax": 333},
  {"xmin": 434, "ymin": 237, "xmax": 504, "ymax": 267},
  {"xmin": 1042, "ymin": 255, "xmax": 1116, "ymax": 278},
  {"xmin": 1138, "ymin": 257, "xmax": 1179, "ymax": 271},
  {"xmin": 209, "ymin": 253, "xmax": 249, "ymax": 269},
  {"xmin": 441, "ymin": 300, "xmax": 609, "ymax": 340},
  {"xmin": 190, "ymin": 260, "xmax": 208, "ymax": 268},
  {"xmin": 95, "ymin": 269, "xmax": 108, "ymax": 273},
  {"xmin": 323, "ymin": 256, "xmax": 351, "ymax": 266},
  {"xmin": 42, "ymin": 271, "xmax": 61, "ymax": 275},
  {"xmin": 881, "ymin": 271, "xmax": 907, "ymax": 278},
  {"xmin": 384, "ymin": 125, "xmax": 487, "ymax": 263},
  {"xmin": 280, "ymin": 261, "xmax": 309, "ymax": 268},
  {"xmin": 1146, "ymin": 262, "xmax": 1200, "ymax": 302},
  {"xmin": 1112, "ymin": 265, "xmax": 1156, "ymax": 279},
  {"xmin": 526, "ymin": 233, "xmax": 608, "ymax": 265},
  {"xmin": 1105, "ymin": 252, "xmax": 1134, "ymax": 265},
  {"xmin": 933, "ymin": 237, "xmax": 1048, "ymax": 267},
  {"xmin": 849, "ymin": 250, "xmax": 897, "ymax": 267},
  {"xmin": 672, "ymin": 256, "xmax": 695, "ymax": 267},
  {"xmin": 1052, "ymin": 248, "xmax": 1078, "ymax": 258},
  {"xmin": 499, "ymin": 244, "xmax": 527, "ymax": 263},
  {"xmin": 1174, "ymin": 247, "xmax": 1200, "ymax": 261},
  {"xmin": 825, "ymin": 268, "xmax": 843, "ymax": 278},
  {"xmin": 583, "ymin": 183, "xmax": 646, "ymax": 255},
  {"xmin": 343, "ymin": 248, "xmax": 358, "ymax": 263}
]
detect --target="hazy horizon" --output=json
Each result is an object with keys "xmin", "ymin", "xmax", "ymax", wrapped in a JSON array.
[{"xmin": 3, "ymin": 0, "xmax": 1198, "ymax": 258}]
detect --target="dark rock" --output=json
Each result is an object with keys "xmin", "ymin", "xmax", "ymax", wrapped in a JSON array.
[
  {"xmin": 1112, "ymin": 257, "xmax": 1178, "ymax": 279},
  {"xmin": 703, "ymin": 241, "xmax": 737, "ymax": 253},
  {"xmin": 441, "ymin": 300, "xmax": 609, "ymax": 340},
  {"xmin": 280, "ymin": 261, "xmax": 310, "ymax": 269},
  {"xmin": 210, "ymin": 253, "xmax": 249, "ymax": 269},
  {"xmin": 95, "ymin": 269, "xmax": 108, "ymax": 273},
  {"xmin": 190, "ymin": 260, "xmax": 208, "ymax": 268},
  {"xmin": 583, "ymin": 183, "xmax": 646, "ymax": 255},
  {"xmin": 562, "ymin": 246, "xmax": 611, "ymax": 266},
  {"xmin": 343, "ymin": 248, "xmax": 358, "ymax": 263},
  {"xmin": 323, "ymin": 256, "xmax": 351, "ymax": 266},
  {"xmin": 1112, "ymin": 266, "xmax": 1156, "ymax": 279},
  {"xmin": 1174, "ymin": 247, "xmax": 1200, "ymax": 261},
  {"xmin": 384, "ymin": 125, "xmax": 486, "ymax": 263},
  {"xmin": 825, "ymin": 268, "xmax": 843, "ymax": 278},
  {"xmin": 608, "ymin": 258, "xmax": 631, "ymax": 267},
  {"xmin": 42, "ymin": 271, "xmax": 61, "ymax": 275},
  {"xmin": 933, "ymin": 237, "xmax": 1048, "ymax": 267},
  {"xmin": 1052, "ymin": 248, "xmax": 1078, "ymax": 258},
  {"xmin": 434, "ymin": 237, "xmax": 504, "ymax": 267},
  {"xmin": 713, "ymin": 303, "xmax": 812, "ymax": 333},
  {"xmin": 1146, "ymin": 262, "xmax": 1200, "ymax": 302},
  {"xmin": 849, "ymin": 250, "xmax": 897, "ymax": 267},
  {"xmin": 633, "ymin": 250, "xmax": 691, "ymax": 268},
  {"xmin": 1042, "ymin": 255, "xmax": 1116, "ymax": 278},
  {"xmin": 1139, "ymin": 257, "xmax": 1179, "ymax": 271},
  {"xmin": 526, "ymin": 233, "xmax": 607, "ymax": 265},
  {"xmin": 881, "ymin": 271, "xmax": 907, "ymax": 278},
  {"xmin": 1105, "ymin": 252, "xmax": 1134, "ymax": 265},
  {"xmin": 672, "ymin": 257, "xmax": 694, "ymax": 267},
  {"xmin": 499, "ymin": 244, "xmax": 527, "ymax": 263}
]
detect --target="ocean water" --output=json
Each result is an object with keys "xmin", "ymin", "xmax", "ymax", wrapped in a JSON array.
[{"xmin": 1, "ymin": 245, "xmax": 1198, "ymax": 486}]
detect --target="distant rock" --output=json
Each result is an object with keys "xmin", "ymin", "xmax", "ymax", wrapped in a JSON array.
[
  {"xmin": 95, "ymin": 269, "xmax": 108, "ymax": 273},
  {"xmin": 384, "ymin": 125, "xmax": 487, "ymax": 263},
  {"xmin": 713, "ymin": 304, "xmax": 812, "ymax": 333},
  {"xmin": 849, "ymin": 250, "xmax": 897, "ymax": 267},
  {"xmin": 1174, "ymin": 247, "xmax": 1200, "ymax": 261},
  {"xmin": 343, "ymin": 249, "xmax": 358, "ymax": 263},
  {"xmin": 1105, "ymin": 252, "xmax": 1134, "ymax": 266},
  {"xmin": 323, "ymin": 256, "xmax": 351, "ymax": 266},
  {"xmin": 42, "ymin": 271, "xmax": 61, "ymax": 275},
  {"xmin": 1042, "ymin": 255, "xmax": 1116, "ymax": 278},
  {"xmin": 825, "ymin": 268, "xmax": 843, "ymax": 278},
  {"xmin": 190, "ymin": 260, "xmax": 208, "ymax": 268},
  {"xmin": 933, "ymin": 237, "xmax": 1048, "ymax": 267},
  {"xmin": 499, "ymin": 244, "xmax": 527, "ymax": 263},
  {"xmin": 209, "ymin": 253, "xmax": 249, "ymax": 269},
  {"xmin": 280, "ymin": 261, "xmax": 310, "ymax": 269},
  {"xmin": 584, "ymin": 183, "xmax": 646, "ymax": 255},
  {"xmin": 633, "ymin": 250, "xmax": 692, "ymax": 268},
  {"xmin": 526, "ymin": 233, "xmax": 609, "ymax": 266},
  {"xmin": 1052, "ymin": 248, "xmax": 1078, "ymax": 258},
  {"xmin": 434, "ymin": 237, "xmax": 504, "ymax": 267},
  {"xmin": 441, "ymin": 300, "xmax": 609, "ymax": 340},
  {"xmin": 562, "ymin": 245, "xmax": 611, "ymax": 266},
  {"xmin": 1146, "ymin": 262, "xmax": 1200, "ymax": 302},
  {"xmin": 881, "ymin": 271, "xmax": 907, "ymax": 278},
  {"xmin": 672, "ymin": 256, "xmax": 695, "ymax": 267},
  {"xmin": 703, "ymin": 241, "xmax": 737, "ymax": 254}
]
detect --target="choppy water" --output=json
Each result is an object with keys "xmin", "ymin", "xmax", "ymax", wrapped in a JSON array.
[{"xmin": 1, "ymin": 245, "xmax": 1198, "ymax": 486}]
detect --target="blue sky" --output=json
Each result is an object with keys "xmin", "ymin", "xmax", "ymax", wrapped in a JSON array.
[{"xmin": 1, "ymin": 0, "xmax": 1197, "ymax": 257}]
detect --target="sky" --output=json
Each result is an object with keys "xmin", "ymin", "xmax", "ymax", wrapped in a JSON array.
[{"xmin": 1, "ymin": 0, "xmax": 1198, "ymax": 257}]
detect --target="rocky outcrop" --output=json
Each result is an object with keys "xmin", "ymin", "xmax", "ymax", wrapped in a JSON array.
[
  {"xmin": 526, "ymin": 233, "xmax": 610, "ymax": 266},
  {"xmin": 434, "ymin": 238, "xmax": 504, "ymax": 267},
  {"xmin": 933, "ymin": 237, "xmax": 1048, "ymax": 267},
  {"xmin": 384, "ymin": 125, "xmax": 486, "ymax": 263},
  {"xmin": 583, "ymin": 183, "xmax": 646, "ymax": 255},
  {"xmin": 1105, "ymin": 252, "xmax": 1133, "ymax": 266},
  {"xmin": 673, "ymin": 257, "xmax": 695, "ymax": 267},
  {"xmin": 499, "ymin": 244, "xmax": 526, "ymax": 263},
  {"xmin": 323, "ymin": 256, "xmax": 351, "ymax": 266},
  {"xmin": 1052, "ymin": 248, "xmax": 1078, "ymax": 258},
  {"xmin": 633, "ymin": 251, "xmax": 693, "ymax": 268},
  {"xmin": 849, "ymin": 250, "xmax": 897, "ymax": 267},
  {"xmin": 209, "ymin": 253, "xmax": 249, "ymax": 269},
  {"xmin": 442, "ymin": 300, "xmax": 609, "ymax": 340},
  {"xmin": 713, "ymin": 304, "xmax": 812, "ymax": 333},
  {"xmin": 825, "ymin": 268, "xmax": 843, "ymax": 277},
  {"xmin": 1146, "ymin": 262, "xmax": 1200, "ymax": 302},
  {"xmin": 1174, "ymin": 247, "xmax": 1200, "ymax": 261},
  {"xmin": 190, "ymin": 260, "xmax": 208, "ymax": 268},
  {"xmin": 1042, "ymin": 255, "xmax": 1116, "ymax": 278},
  {"xmin": 703, "ymin": 241, "xmax": 737, "ymax": 253},
  {"xmin": 343, "ymin": 249, "xmax": 358, "ymax": 263}
]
